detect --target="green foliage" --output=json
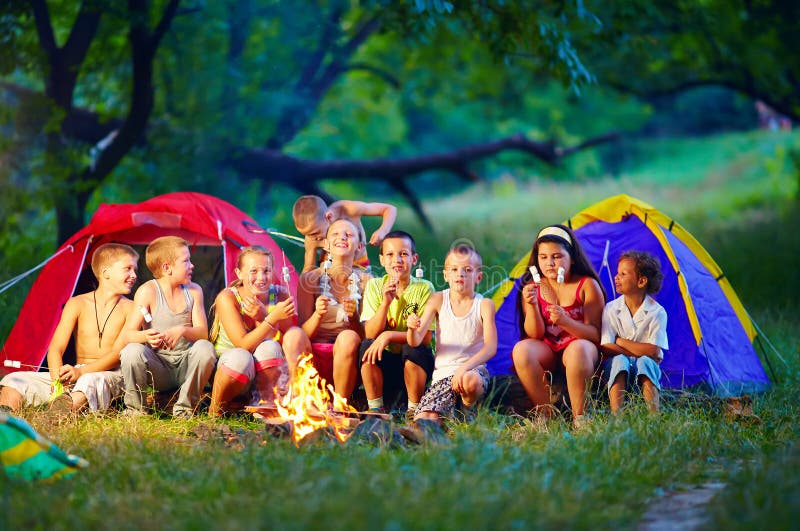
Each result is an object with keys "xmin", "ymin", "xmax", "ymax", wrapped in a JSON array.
[
  {"xmin": 2, "ymin": 129, "xmax": 800, "ymax": 528},
  {"xmin": 589, "ymin": 1, "xmax": 800, "ymax": 119}
]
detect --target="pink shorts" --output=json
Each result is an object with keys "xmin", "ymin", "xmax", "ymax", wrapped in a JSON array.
[{"xmin": 310, "ymin": 343, "xmax": 335, "ymax": 387}]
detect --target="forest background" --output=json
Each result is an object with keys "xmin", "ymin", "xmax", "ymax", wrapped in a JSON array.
[{"xmin": 1, "ymin": 1, "xmax": 799, "ymax": 528}]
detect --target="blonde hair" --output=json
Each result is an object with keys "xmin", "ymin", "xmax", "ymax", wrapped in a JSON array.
[
  {"xmin": 230, "ymin": 246, "xmax": 274, "ymax": 288},
  {"xmin": 145, "ymin": 236, "xmax": 189, "ymax": 278},
  {"xmin": 292, "ymin": 195, "xmax": 328, "ymax": 229},
  {"xmin": 445, "ymin": 243, "xmax": 482, "ymax": 269},
  {"xmin": 90, "ymin": 243, "xmax": 139, "ymax": 278},
  {"xmin": 209, "ymin": 246, "xmax": 274, "ymax": 343}
]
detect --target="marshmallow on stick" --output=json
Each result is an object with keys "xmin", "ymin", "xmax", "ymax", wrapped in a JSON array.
[
  {"xmin": 415, "ymin": 266, "xmax": 424, "ymax": 279},
  {"xmin": 528, "ymin": 265, "xmax": 542, "ymax": 284},
  {"xmin": 557, "ymin": 266, "xmax": 566, "ymax": 284},
  {"xmin": 139, "ymin": 305, "xmax": 153, "ymax": 328},
  {"xmin": 320, "ymin": 257, "xmax": 333, "ymax": 298},
  {"xmin": 281, "ymin": 251, "xmax": 291, "ymax": 287},
  {"xmin": 348, "ymin": 271, "xmax": 361, "ymax": 301}
]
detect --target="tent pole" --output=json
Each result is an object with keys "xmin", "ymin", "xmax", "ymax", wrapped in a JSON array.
[
  {"xmin": 755, "ymin": 335, "xmax": 780, "ymax": 385},
  {"xmin": 217, "ymin": 220, "xmax": 228, "ymax": 286},
  {"xmin": 747, "ymin": 314, "xmax": 789, "ymax": 367},
  {"xmin": 70, "ymin": 236, "xmax": 93, "ymax": 297}
]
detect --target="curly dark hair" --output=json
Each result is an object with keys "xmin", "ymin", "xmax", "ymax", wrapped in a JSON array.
[{"xmin": 619, "ymin": 251, "xmax": 663, "ymax": 294}]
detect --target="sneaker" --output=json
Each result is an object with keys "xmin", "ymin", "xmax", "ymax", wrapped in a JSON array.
[
  {"xmin": 572, "ymin": 413, "xmax": 590, "ymax": 430},
  {"xmin": 404, "ymin": 409, "xmax": 416, "ymax": 425},
  {"xmin": 49, "ymin": 393, "xmax": 75, "ymax": 418},
  {"xmin": 173, "ymin": 409, "xmax": 193, "ymax": 420},
  {"xmin": 121, "ymin": 407, "xmax": 148, "ymax": 417}
]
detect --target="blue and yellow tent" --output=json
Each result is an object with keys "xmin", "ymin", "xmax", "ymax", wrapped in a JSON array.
[
  {"xmin": 1, "ymin": 411, "xmax": 87, "ymax": 481},
  {"xmin": 487, "ymin": 194, "xmax": 771, "ymax": 396}
]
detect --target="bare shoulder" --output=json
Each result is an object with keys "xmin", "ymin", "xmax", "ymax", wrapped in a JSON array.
[
  {"xmin": 134, "ymin": 280, "xmax": 156, "ymax": 302},
  {"xmin": 187, "ymin": 282, "xmax": 206, "ymax": 299},
  {"xmin": 427, "ymin": 291, "xmax": 444, "ymax": 311},
  {"xmin": 480, "ymin": 296, "xmax": 496, "ymax": 313},
  {"xmin": 71, "ymin": 292, "xmax": 92, "ymax": 306},
  {"xmin": 216, "ymin": 287, "xmax": 239, "ymax": 309},
  {"xmin": 581, "ymin": 277, "xmax": 604, "ymax": 298},
  {"xmin": 65, "ymin": 293, "xmax": 91, "ymax": 316}
]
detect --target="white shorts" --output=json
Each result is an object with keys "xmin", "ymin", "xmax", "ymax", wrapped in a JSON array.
[{"xmin": 0, "ymin": 368, "xmax": 124, "ymax": 411}]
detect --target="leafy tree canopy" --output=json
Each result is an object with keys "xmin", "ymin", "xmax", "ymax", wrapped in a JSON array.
[{"xmin": 1, "ymin": 0, "xmax": 786, "ymax": 249}]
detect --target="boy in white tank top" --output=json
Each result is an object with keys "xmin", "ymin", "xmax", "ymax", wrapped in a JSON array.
[{"xmin": 407, "ymin": 244, "xmax": 497, "ymax": 423}]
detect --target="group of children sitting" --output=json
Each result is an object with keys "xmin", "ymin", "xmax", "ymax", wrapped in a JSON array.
[{"xmin": 0, "ymin": 195, "xmax": 668, "ymax": 427}]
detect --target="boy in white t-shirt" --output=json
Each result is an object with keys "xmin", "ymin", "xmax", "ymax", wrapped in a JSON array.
[{"xmin": 601, "ymin": 251, "xmax": 669, "ymax": 413}]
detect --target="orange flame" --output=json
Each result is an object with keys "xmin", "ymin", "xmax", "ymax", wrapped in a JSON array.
[{"xmin": 275, "ymin": 352, "xmax": 358, "ymax": 445}]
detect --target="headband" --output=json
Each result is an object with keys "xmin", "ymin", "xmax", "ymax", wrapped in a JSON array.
[{"xmin": 536, "ymin": 226, "xmax": 572, "ymax": 245}]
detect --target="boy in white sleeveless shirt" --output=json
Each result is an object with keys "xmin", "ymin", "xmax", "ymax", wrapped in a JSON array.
[{"xmin": 407, "ymin": 244, "xmax": 497, "ymax": 423}]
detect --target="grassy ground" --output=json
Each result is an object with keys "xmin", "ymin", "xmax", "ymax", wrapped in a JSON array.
[{"xmin": 2, "ymin": 129, "xmax": 799, "ymax": 529}]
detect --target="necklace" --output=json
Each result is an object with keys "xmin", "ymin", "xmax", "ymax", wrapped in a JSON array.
[{"xmin": 93, "ymin": 290, "xmax": 121, "ymax": 348}]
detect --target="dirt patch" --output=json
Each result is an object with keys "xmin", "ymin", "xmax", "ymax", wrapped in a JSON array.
[{"xmin": 637, "ymin": 481, "xmax": 726, "ymax": 531}]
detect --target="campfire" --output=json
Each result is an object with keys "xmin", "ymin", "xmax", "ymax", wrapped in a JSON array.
[{"xmin": 251, "ymin": 353, "xmax": 362, "ymax": 446}]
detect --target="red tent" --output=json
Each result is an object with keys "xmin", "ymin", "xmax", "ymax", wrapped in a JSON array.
[{"xmin": 1, "ymin": 192, "xmax": 299, "ymax": 371}]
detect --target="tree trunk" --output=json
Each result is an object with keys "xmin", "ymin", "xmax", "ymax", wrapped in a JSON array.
[{"xmin": 54, "ymin": 192, "xmax": 88, "ymax": 245}]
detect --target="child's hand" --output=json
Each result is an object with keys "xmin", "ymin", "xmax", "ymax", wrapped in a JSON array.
[
  {"xmin": 362, "ymin": 332, "xmax": 392, "ymax": 364},
  {"xmin": 161, "ymin": 326, "xmax": 185, "ymax": 349},
  {"xmin": 382, "ymin": 277, "xmax": 398, "ymax": 303},
  {"xmin": 406, "ymin": 313, "xmax": 421, "ymax": 330},
  {"xmin": 369, "ymin": 228, "xmax": 388, "ymax": 247},
  {"xmin": 547, "ymin": 304, "xmax": 568, "ymax": 325},
  {"xmin": 341, "ymin": 298, "xmax": 358, "ymax": 319},
  {"xmin": 451, "ymin": 366, "xmax": 468, "ymax": 395},
  {"xmin": 57, "ymin": 364, "xmax": 82, "ymax": 384},
  {"xmin": 272, "ymin": 297, "xmax": 296, "ymax": 320},
  {"xmin": 241, "ymin": 296, "xmax": 267, "ymax": 322},
  {"xmin": 144, "ymin": 329, "xmax": 165, "ymax": 348},
  {"xmin": 315, "ymin": 295, "xmax": 331, "ymax": 317},
  {"xmin": 522, "ymin": 283, "xmax": 538, "ymax": 305},
  {"xmin": 304, "ymin": 234, "xmax": 325, "ymax": 250}
]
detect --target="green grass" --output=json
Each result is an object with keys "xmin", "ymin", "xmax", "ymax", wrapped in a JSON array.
[
  {"xmin": 2, "ymin": 129, "xmax": 800, "ymax": 529},
  {"xmin": 1, "ymin": 400, "xmax": 791, "ymax": 530}
]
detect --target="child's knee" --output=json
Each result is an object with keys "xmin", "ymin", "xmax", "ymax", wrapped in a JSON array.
[
  {"xmin": 463, "ymin": 371, "xmax": 485, "ymax": 396},
  {"xmin": 219, "ymin": 348, "xmax": 255, "ymax": 380},
  {"xmin": 281, "ymin": 327, "xmax": 308, "ymax": 352},
  {"xmin": 254, "ymin": 340, "xmax": 284, "ymax": 365},
  {"xmin": 192, "ymin": 340, "xmax": 217, "ymax": 367},
  {"xmin": 120, "ymin": 343, "xmax": 147, "ymax": 367},
  {"xmin": 335, "ymin": 330, "xmax": 361, "ymax": 352}
]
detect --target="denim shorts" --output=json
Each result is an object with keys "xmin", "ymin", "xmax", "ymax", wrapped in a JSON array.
[{"xmin": 604, "ymin": 355, "xmax": 662, "ymax": 391}]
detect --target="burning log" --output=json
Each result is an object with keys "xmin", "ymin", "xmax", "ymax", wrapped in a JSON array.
[{"xmin": 251, "ymin": 352, "xmax": 364, "ymax": 446}]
